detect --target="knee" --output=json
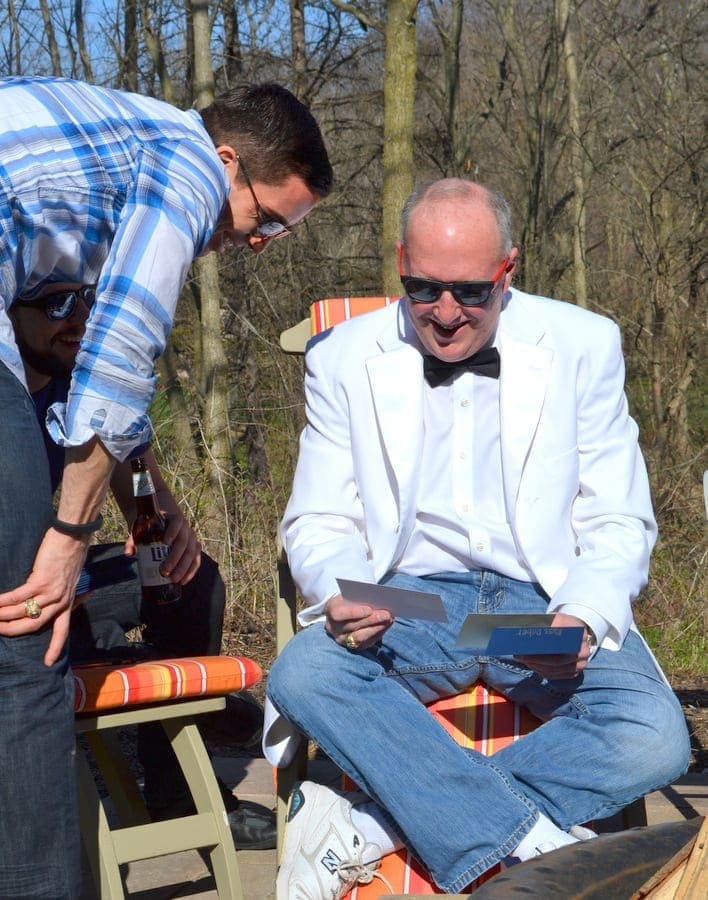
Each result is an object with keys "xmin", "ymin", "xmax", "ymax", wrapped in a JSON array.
[
  {"xmin": 617, "ymin": 695, "xmax": 690, "ymax": 788},
  {"xmin": 192, "ymin": 552, "xmax": 226, "ymax": 618},
  {"xmin": 267, "ymin": 627, "xmax": 331, "ymax": 709}
]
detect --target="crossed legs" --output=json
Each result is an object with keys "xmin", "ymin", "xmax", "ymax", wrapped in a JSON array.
[{"xmin": 268, "ymin": 570, "xmax": 689, "ymax": 893}]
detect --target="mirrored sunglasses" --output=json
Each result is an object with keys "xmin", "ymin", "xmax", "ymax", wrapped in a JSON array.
[
  {"xmin": 21, "ymin": 285, "xmax": 97, "ymax": 320},
  {"xmin": 401, "ymin": 258, "xmax": 510, "ymax": 307}
]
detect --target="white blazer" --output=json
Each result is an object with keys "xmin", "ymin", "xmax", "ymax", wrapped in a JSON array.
[{"xmin": 265, "ymin": 289, "xmax": 658, "ymax": 765}]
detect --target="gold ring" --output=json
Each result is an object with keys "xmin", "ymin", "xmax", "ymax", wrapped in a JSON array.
[
  {"xmin": 25, "ymin": 598, "xmax": 42, "ymax": 619},
  {"xmin": 344, "ymin": 633, "xmax": 358, "ymax": 651}
]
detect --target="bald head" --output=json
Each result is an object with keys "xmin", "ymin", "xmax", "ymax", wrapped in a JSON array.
[
  {"xmin": 400, "ymin": 179, "xmax": 513, "ymax": 259},
  {"xmin": 397, "ymin": 178, "xmax": 518, "ymax": 363}
]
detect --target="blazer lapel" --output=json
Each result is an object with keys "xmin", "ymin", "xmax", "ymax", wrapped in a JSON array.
[
  {"xmin": 498, "ymin": 295, "xmax": 553, "ymax": 510},
  {"xmin": 365, "ymin": 310, "xmax": 425, "ymax": 523}
]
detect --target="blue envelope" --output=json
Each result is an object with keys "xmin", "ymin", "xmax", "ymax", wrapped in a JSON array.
[{"xmin": 456, "ymin": 614, "xmax": 584, "ymax": 655}]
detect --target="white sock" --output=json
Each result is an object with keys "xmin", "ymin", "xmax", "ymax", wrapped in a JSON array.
[
  {"xmin": 351, "ymin": 801, "xmax": 403, "ymax": 856},
  {"xmin": 512, "ymin": 813, "xmax": 579, "ymax": 861}
]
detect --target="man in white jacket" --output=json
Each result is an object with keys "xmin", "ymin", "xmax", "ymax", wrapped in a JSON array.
[{"xmin": 268, "ymin": 179, "xmax": 689, "ymax": 899}]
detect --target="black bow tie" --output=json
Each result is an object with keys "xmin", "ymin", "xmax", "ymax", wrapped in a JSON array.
[{"xmin": 423, "ymin": 347, "xmax": 500, "ymax": 387}]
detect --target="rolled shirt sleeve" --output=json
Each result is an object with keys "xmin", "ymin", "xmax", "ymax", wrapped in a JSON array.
[
  {"xmin": 0, "ymin": 77, "xmax": 229, "ymax": 460},
  {"xmin": 46, "ymin": 141, "xmax": 225, "ymax": 459}
]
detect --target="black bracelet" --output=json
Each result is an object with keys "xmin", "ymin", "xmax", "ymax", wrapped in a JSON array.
[{"xmin": 51, "ymin": 513, "xmax": 104, "ymax": 536}]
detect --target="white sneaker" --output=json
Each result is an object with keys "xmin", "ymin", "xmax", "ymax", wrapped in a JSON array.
[
  {"xmin": 535, "ymin": 824, "xmax": 597, "ymax": 857},
  {"xmin": 568, "ymin": 824, "xmax": 597, "ymax": 841},
  {"xmin": 276, "ymin": 781, "xmax": 387, "ymax": 900}
]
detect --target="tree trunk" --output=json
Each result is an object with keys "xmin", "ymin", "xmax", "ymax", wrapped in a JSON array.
[
  {"xmin": 74, "ymin": 0, "xmax": 94, "ymax": 82},
  {"xmin": 220, "ymin": 0, "xmax": 243, "ymax": 84},
  {"xmin": 140, "ymin": 0, "xmax": 176, "ymax": 104},
  {"xmin": 39, "ymin": 0, "xmax": 62, "ymax": 76},
  {"xmin": 121, "ymin": 0, "xmax": 139, "ymax": 92},
  {"xmin": 191, "ymin": 0, "xmax": 234, "ymax": 546},
  {"xmin": 7, "ymin": 0, "xmax": 21, "ymax": 72},
  {"xmin": 290, "ymin": 0, "xmax": 307, "ymax": 98},
  {"xmin": 156, "ymin": 345, "xmax": 199, "ymax": 473},
  {"xmin": 556, "ymin": 0, "xmax": 588, "ymax": 308},
  {"xmin": 382, "ymin": 0, "xmax": 419, "ymax": 294}
]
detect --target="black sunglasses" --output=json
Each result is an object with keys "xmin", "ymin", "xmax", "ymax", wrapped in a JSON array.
[
  {"xmin": 20, "ymin": 285, "xmax": 97, "ymax": 321},
  {"xmin": 237, "ymin": 155, "xmax": 293, "ymax": 240},
  {"xmin": 401, "ymin": 258, "xmax": 510, "ymax": 307}
]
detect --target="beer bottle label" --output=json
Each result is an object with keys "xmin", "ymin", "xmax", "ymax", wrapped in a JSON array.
[
  {"xmin": 135, "ymin": 542, "xmax": 171, "ymax": 586},
  {"xmin": 133, "ymin": 470, "xmax": 156, "ymax": 497}
]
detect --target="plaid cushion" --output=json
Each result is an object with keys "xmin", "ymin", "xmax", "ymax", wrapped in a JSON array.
[
  {"xmin": 73, "ymin": 655, "xmax": 262, "ymax": 714},
  {"xmin": 345, "ymin": 684, "xmax": 541, "ymax": 897}
]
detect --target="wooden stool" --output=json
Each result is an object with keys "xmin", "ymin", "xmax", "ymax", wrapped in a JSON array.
[{"xmin": 74, "ymin": 655, "xmax": 261, "ymax": 899}]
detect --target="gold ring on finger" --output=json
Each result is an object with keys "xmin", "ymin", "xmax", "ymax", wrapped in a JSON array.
[
  {"xmin": 345, "ymin": 633, "xmax": 359, "ymax": 651},
  {"xmin": 25, "ymin": 598, "xmax": 42, "ymax": 619}
]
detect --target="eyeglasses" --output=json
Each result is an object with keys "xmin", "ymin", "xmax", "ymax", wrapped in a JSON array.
[
  {"xmin": 237, "ymin": 155, "xmax": 293, "ymax": 240},
  {"xmin": 401, "ymin": 258, "xmax": 510, "ymax": 307},
  {"xmin": 20, "ymin": 285, "xmax": 97, "ymax": 320}
]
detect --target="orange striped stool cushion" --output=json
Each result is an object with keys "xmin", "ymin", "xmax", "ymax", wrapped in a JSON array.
[
  {"xmin": 345, "ymin": 684, "xmax": 541, "ymax": 897},
  {"xmin": 73, "ymin": 655, "xmax": 262, "ymax": 714},
  {"xmin": 310, "ymin": 296, "xmax": 399, "ymax": 335}
]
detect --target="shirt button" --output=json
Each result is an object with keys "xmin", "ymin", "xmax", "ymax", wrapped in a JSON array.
[
  {"xmin": 461, "ymin": 399, "xmax": 470, "ymax": 407},
  {"xmin": 459, "ymin": 451, "xmax": 467, "ymax": 459},
  {"xmin": 476, "ymin": 541, "xmax": 486, "ymax": 552},
  {"xmin": 461, "ymin": 504, "xmax": 469, "ymax": 513}
]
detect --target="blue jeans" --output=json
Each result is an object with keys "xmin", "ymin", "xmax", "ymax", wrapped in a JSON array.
[
  {"xmin": 0, "ymin": 365, "xmax": 81, "ymax": 899},
  {"xmin": 267, "ymin": 569, "xmax": 690, "ymax": 894}
]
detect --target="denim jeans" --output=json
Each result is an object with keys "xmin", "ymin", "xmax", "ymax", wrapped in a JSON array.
[
  {"xmin": 70, "ymin": 542, "xmax": 226, "ymax": 814},
  {"xmin": 267, "ymin": 569, "xmax": 690, "ymax": 894},
  {"xmin": 0, "ymin": 365, "xmax": 81, "ymax": 899}
]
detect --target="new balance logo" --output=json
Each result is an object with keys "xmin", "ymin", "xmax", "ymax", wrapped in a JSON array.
[
  {"xmin": 287, "ymin": 789, "xmax": 304, "ymax": 822},
  {"xmin": 320, "ymin": 848, "xmax": 342, "ymax": 874}
]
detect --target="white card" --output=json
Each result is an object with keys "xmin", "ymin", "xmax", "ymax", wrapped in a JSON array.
[{"xmin": 336, "ymin": 578, "xmax": 448, "ymax": 622}]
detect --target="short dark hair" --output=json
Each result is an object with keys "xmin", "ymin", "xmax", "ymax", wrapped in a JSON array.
[{"xmin": 200, "ymin": 83, "xmax": 333, "ymax": 198}]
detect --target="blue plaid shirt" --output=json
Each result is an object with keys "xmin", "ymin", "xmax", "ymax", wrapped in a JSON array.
[{"xmin": 0, "ymin": 76, "xmax": 229, "ymax": 459}]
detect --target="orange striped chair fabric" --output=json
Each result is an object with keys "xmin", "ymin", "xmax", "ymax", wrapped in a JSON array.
[
  {"xmin": 73, "ymin": 655, "xmax": 262, "ymax": 714},
  {"xmin": 309, "ymin": 295, "xmax": 399, "ymax": 335},
  {"xmin": 343, "ymin": 684, "xmax": 541, "ymax": 897}
]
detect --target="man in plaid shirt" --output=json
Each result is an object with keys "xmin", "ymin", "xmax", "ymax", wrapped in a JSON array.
[{"xmin": 0, "ymin": 76, "xmax": 331, "ymax": 898}]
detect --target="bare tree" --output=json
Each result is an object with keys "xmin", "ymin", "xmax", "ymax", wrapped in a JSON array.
[
  {"xmin": 120, "ymin": 0, "xmax": 139, "ymax": 91},
  {"xmin": 74, "ymin": 0, "xmax": 94, "ymax": 81},
  {"xmin": 191, "ymin": 0, "xmax": 236, "ymax": 555},
  {"xmin": 39, "ymin": 0, "xmax": 63, "ymax": 76},
  {"xmin": 140, "ymin": 0, "xmax": 176, "ymax": 102},
  {"xmin": 6, "ymin": 0, "xmax": 21, "ymax": 73},
  {"xmin": 555, "ymin": 0, "xmax": 587, "ymax": 307},
  {"xmin": 328, "ymin": 0, "xmax": 419, "ymax": 293},
  {"xmin": 290, "ymin": 0, "xmax": 307, "ymax": 96},
  {"xmin": 381, "ymin": 0, "xmax": 419, "ymax": 292},
  {"xmin": 219, "ymin": 0, "xmax": 243, "ymax": 85}
]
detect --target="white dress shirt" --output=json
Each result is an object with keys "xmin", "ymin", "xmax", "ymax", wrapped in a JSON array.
[{"xmin": 398, "ymin": 360, "xmax": 533, "ymax": 582}]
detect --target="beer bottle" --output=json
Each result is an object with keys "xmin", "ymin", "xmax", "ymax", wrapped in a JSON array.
[{"xmin": 130, "ymin": 456, "xmax": 181, "ymax": 606}]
